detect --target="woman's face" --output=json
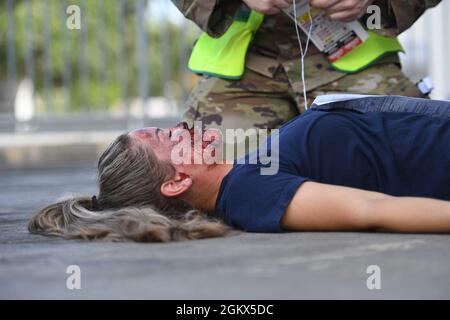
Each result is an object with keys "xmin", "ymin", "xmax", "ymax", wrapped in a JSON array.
[
  {"xmin": 128, "ymin": 122, "xmax": 221, "ymax": 165},
  {"xmin": 129, "ymin": 123, "xmax": 183, "ymax": 162}
]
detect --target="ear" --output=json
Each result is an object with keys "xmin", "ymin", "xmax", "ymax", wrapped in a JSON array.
[{"xmin": 160, "ymin": 172, "xmax": 192, "ymax": 198}]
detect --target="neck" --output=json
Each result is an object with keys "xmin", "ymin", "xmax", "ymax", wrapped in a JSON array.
[{"xmin": 188, "ymin": 163, "xmax": 233, "ymax": 213}]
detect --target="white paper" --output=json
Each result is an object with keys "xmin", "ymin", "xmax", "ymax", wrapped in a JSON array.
[
  {"xmin": 284, "ymin": 1, "xmax": 368, "ymax": 61},
  {"xmin": 312, "ymin": 94, "xmax": 377, "ymax": 106}
]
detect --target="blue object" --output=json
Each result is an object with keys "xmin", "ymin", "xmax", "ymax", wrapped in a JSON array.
[{"xmin": 215, "ymin": 96, "xmax": 450, "ymax": 232}]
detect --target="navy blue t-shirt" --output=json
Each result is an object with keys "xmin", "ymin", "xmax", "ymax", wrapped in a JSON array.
[{"xmin": 215, "ymin": 107, "xmax": 450, "ymax": 232}]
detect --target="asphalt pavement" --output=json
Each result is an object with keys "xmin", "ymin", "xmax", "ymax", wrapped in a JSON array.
[{"xmin": 1, "ymin": 167, "xmax": 450, "ymax": 299}]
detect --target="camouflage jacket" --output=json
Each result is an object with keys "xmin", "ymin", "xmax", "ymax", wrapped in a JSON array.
[{"xmin": 172, "ymin": 1, "xmax": 442, "ymax": 88}]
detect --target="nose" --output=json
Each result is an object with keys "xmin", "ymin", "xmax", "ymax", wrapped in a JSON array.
[{"xmin": 175, "ymin": 121, "xmax": 189, "ymax": 130}]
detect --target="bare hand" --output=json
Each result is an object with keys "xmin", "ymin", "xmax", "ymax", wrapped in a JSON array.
[
  {"xmin": 310, "ymin": 0, "xmax": 375, "ymax": 22},
  {"xmin": 242, "ymin": 0, "xmax": 293, "ymax": 15}
]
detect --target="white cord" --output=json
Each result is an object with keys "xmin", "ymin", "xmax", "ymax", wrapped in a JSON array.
[{"xmin": 292, "ymin": 1, "xmax": 313, "ymax": 110}]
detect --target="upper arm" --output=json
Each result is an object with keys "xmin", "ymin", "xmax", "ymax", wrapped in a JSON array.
[
  {"xmin": 280, "ymin": 181, "xmax": 389, "ymax": 231},
  {"xmin": 171, "ymin": 0, "xmax": 241, "ymax": 37},
  {"xmin": 384, "ymin": 0, "xmax": 442, "ymax": 34}
]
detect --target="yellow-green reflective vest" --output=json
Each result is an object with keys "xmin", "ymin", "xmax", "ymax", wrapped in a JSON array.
[{"xmin": 188, "ymin": 10, "xmax": 403, "ymax": 79}]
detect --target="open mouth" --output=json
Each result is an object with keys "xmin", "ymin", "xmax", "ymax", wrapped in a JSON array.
[
  {"xmin": 188, "ymin": 127, "xmax": 214, "ymax": 149},
  {"xmin": 174, "ymin": 122, "xmax": 217, "ymax": 150}
]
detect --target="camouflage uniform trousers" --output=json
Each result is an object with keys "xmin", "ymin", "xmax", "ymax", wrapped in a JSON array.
[
  {"xmin": 181, "ymin": 58, "xmax": 425, "ymax": 160},
  {"xmin": 182, "ymin": 61, "xmax": 424, "ymax": 132}
]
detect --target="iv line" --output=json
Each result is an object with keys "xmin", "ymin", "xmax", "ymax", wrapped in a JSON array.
[{"xmin": 292, "ymin": 0, "xmax": 313, "ymax": 110}]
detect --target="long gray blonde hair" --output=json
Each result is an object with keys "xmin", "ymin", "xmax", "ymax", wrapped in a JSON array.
[{"xmin": 28, "ymin": 133, "xmax": 229, "ymax": 242}]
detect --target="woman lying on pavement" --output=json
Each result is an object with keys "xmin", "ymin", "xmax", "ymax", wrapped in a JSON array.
[{"xmin": 29, "ymin": 95, "xmax": 450, "ymax": 242}]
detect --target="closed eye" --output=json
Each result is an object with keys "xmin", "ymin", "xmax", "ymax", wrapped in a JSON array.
[{"xmin": 155, "ymin": 128, "xmax": 162, "ymax": 141}]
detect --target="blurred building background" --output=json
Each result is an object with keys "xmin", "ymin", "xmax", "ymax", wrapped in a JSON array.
[
  {"xmin": 398, "ymin": 1, "xmax": 449, "ymax": 101},
  {"xmin": 0, "ymin": 0, "xmax": 449, "ymax": 168}
]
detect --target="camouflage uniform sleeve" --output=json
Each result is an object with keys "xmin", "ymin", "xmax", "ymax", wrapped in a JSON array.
[
  {"xmin": 373, "ymin": 0, "xmax": 442, "ymax": 36},
  {"xmin": 171, "ymin": 0, "xmax": 242, "ymax": 37}
]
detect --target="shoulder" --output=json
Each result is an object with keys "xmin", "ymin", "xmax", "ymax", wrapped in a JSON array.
[{"xmin": 215, "ymin": 164, "xmax": 310, "ymax": 232}]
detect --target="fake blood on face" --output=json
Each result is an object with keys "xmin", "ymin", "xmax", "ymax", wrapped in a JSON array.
[{"xmin": 187, "ymin": 127, "xmax": 213, "ymax": 149}]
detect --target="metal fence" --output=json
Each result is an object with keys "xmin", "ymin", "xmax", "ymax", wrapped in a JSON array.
[
  {"xmin": 1, "ymin": 0, "xmax": 449, "ymax": 133},
  {"xmin": 1, "ymin": 0, "xmax": 200, "ymax": 132}
]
